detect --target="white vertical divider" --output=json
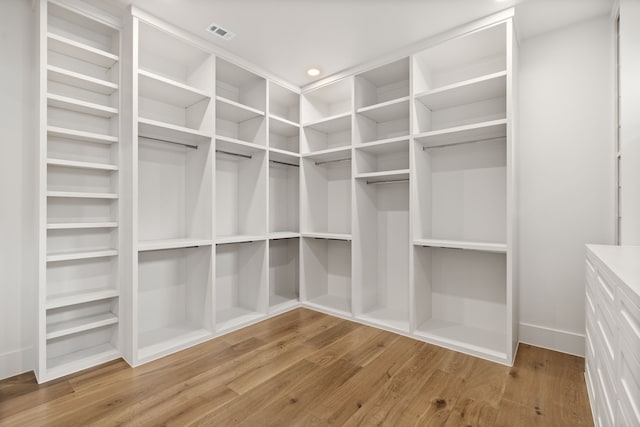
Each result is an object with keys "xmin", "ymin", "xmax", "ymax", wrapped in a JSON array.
[
  {"xmin": 209, "ymin": 55, "xmax": 218, "ymax": 333},
  {"xmin": 407, "ymin": 54, "xmax": 416, "ymax": 335},
  {"xmin": 350, "ymin": 77, "xmax": 358, "ymax": 318}
]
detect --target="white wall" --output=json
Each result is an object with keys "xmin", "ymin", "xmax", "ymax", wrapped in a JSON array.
[
  {"xmin": 518, "ymin": 16, "xmax": 614, "ymax": 356},
  {"xmin": 619, "ymin": 0, "xmax": 640, "ymax": 245},
  {"xmin": 0, "ymin": 0, "xmax": 37, "ymax": 379}
]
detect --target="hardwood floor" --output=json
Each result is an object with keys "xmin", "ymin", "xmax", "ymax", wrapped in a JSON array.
[{"xmin": 0, "ymin": 308, "xmax": 593, "ymax": 426}]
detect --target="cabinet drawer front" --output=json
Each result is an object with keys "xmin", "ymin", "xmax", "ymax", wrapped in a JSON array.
[
  {"xmin": 585, "ymin": 322, "xmax": 597, "ymax": 363},
  {"xmin": 586, "ymin": 285, "xmax": 596, "ymax": 318},
  {"xmin": 620, "ymin": 288, "xmax": 640, "ymax": 345},
  {"xmin": 596, "ymin": 363, "xmax": 617, "ymax": 427},
  {"xmin": 596, "ymin": 272, "xmax": 616, "ymax": 307},
  {"xmin": 586, "ymin": 257, "xmax": 596, "ymax": 280},
  {"xmin": 619, "ymin": 338, "xmax": 640, "ymax": 425},
  {"xmin": 618, "ymin": 399, "xmax": 638, "ymax": 427},
  {"xmin": 596, "ymin": 306, "xmax": 616, "ymax": 365}
]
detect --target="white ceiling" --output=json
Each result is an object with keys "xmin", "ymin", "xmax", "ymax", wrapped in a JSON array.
[{"xmin": 107, "ymin": 0, "xmax": 612, "ymax": 88}]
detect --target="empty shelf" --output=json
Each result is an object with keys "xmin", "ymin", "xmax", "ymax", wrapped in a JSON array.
[
  {"xmin": 355, "ymin": 136, "xmax": 409, "ymax": 154},
  {"xmin": 216, "ymin": 235, "xmax": 267, "ymax": 245},
  {"xmin": 137, "ymin": 325, "xmax": 212, "ymax": 362},
  {"xmin": 47, "ymin": 343, "xmax": 120, "ymax": 378},
  {"xmin": 301, "ymin": 232, "xmax": 351, "ymax": 241},
  {"xmin": 270, "ymin": 115, "xmax": 299, "ymax": 137},
  {"xmin": 358, "ymin": 307, "xmax": 410, "ymax": 332},
  {"xmin": 216, "ymin": 135, "xmax": 266, "ymax": 157},
  {"xmin": 216, "ymin": 96, "xmax": 265, "ymax": 123},
  {"xmin": 47, "ymin": 158, "xmax": 118, "ymax": 171},
  {"xmin": 47, "ymin": 191, "xmax": 118, "ymax": 199},
  {"xmin": 268, "ymin": 232, "xmax": 300, "ymax": 240},
  {"xmin": 302, "ymin": 112, "xmax": 351, "ymax": 134},
  {"xmin": 46, "ymin": 312, "xmax": 118, "ymax": 340},
  {"xmin": 47, "ymin": 93, "xmax": 118, "ymax": 118},
  {"xmin": 138, "ymin": 238, "xmax": 213, "ymax": 252},
  {"xmin": 47, "ymin": 126, "xmax": 118, "ymax": 144},
  {"xmin": 302, "ymin": 146, "xmax": 352, "ymax": 163},
  {"xmin": 46, "ymin": 249, "xmax": 118, "ymax": 263},
  {"xmin": 138, "ymin": 117, "xmax": 211, "ymax": 145},
  {"xmin": 415, "ymin": 119, "xmax": 507, "ymax": 148},
  {"xmin": 356, "ymin": 96, "xmax": 410, "ymax": 122},
  {"xmin": 47, "ymin": 33, "xmax": 119, "ymax": 68},
  {"xmin": 46, "ymin": 288, "xmax": 119, "ymax": 310},
  {"xmin": 355, "ymin": 170, "xmax": 409, "ymax": 182},
  {"xmin": 138, "ymin": 69, "xmax": 211, "ymax": 108},
  {"xmin": 415, "ymin": 71, "xmax": 507, "ymax": 111},
  {"xmin": 414, "ymin": 239, "xmax": 507, "ymax": 253},
  {"xmin": 47, "ymin": 65, "xmax": 118, "ymax": 95},
  {"xmin": 216, "ymin": 307, "xmax": 265, "ymax": 332},
  {"xmin": 47, "ymin": 222, "xmax": 118, "ymax": 230},
  {"xmin": 305, "ymin": 295, "xmax": 351, "ymax": 317}
]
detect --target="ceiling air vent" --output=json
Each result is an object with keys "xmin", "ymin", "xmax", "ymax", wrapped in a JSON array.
[{"xmin": 207, "ymin": 23, "xmax": 236, "ymax": 41}]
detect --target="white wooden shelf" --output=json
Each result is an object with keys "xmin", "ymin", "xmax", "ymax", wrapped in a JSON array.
[
  {"xmin": 47, "ymin": 126, "xmax": 118, "ymax": 144},
  {"xmin": 137, "ymin": 238, "xmax": 213, "ymax": 252},
  {"xmin": 46, "ymin": 249, "xmax": 118, "ymax": 263},
  {"xmin": 269, "ymin": 232, "xmax": 300, "ymax": 240},
  {"xmin": 355, "ymin": 136, "xmax": 409, "ymax": 153},
  {"xmin": 46, "ymin": 313, "xmax": 118, "ymax": 340},
  {"xmin": 358, "ymin": 308, "xmax": 410, "ymax": 332},
  {"xmin": 138, "ymin": 69, "xmax": 210, "ymax": 108},
  {"xmin": 47, "ymin": 158, "xmax": 118, "ymax": 171},
  {"xmin": 216, "ymin": 308, "xmax": 265, "ymax": 332},
  {"xmin": 302, "ymin": 112, "xmax": 351, "ymax": 134},
  {"xmin": 216, "ymin": 235, "xmax": 267, "ymax": 245},
  {"xmin": 301, "ymin": 232, "xmax": 352, "ymax": 241},
  {"xmin": 47, "ymin": 33, "xmax": 119, "ymax": 68},
  {"xmin": 413, "ymin": 239, "xmax": 507, "ymax": 253},
  {"xmin": 47, "ymin": 93, "xmax": 118, "ymax": 118},
  {"xmin": 355, "ymin": 169, "xmax": 409, "ymax": 182},
  {"xmin": 415, "ymin": 318, "xmax": 507, "ymax": 360},
  {"xmin": 47, "ymin": 221, "xmax": 118, "ymax": 230},
  {"xmin": 269, "ymin": 115, "xmax": 299, "ymax": 137},
  {"xmin": 47, "ymin": 343, "xmax": 119, "ymax": 377},
  {"xmin": 137, "ymin": 326, "xmax": 212, "ymax": 362},
  {"xmin": 46, "ymin": 288, "xmax": 119, "ymax": 310},
  {"xmin": 302, "ymin": 146, "xmax": 352, "ymax": 163},
  {"xmin": 414, "ymin": 119, "xmax": 507, "ymax": 148},
  {"xmin": 138, "ymin": 117, "xmax": 211, "ymax": 145},
  {"xmin": 356, "ymin": 96, "xmax": 410, "ymax": 122},
  {"xmin": 216, "ymin": 96, "xmax": 265, "ymax": 123},
  {"xmin": 415, "ymin": 71, "xmax": 507, "ymax": 110},
  {"xmin": 305, "ymin": 295, "xmax": 351, "ymax": 317},
  {"xmin": 47, "ymin": 65, "xmax": 118, "ymax": 95},
  {"xmin": 269, "ymin": 296, "xmax": 299, "ymax": 313},
  {"xmin": 216, "ymin": 135, "xmax": 266, "ymax": 157},
  {"xmin": 269, "ymin": 147, "xmax": 300, "ymax": 161},
  {"xmin": 47, "ymin": 191, "xmax": 118, "ymax": 199}
]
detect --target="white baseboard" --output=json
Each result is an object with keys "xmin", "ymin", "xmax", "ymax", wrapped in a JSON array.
[
  {"xmin": 0, "ymin": 346, "xmax": 33, "ymax": 380},
  {"xmin": 519, "ymin": 322, "xmax": 585, "ymax": 357}
]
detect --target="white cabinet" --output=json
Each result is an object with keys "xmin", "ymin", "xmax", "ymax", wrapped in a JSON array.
[{"xmin": 586, "ymin": 245, "xmax": 640, "ymax": 427}]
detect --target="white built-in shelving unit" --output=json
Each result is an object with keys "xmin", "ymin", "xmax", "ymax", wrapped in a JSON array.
[
  {"xmin": 37, "ymin": 0, "xmax": 122, "ymax": 383},
  {"xmin": 36, "ymin": 2, "xmax": 517, "ymax": 382}
]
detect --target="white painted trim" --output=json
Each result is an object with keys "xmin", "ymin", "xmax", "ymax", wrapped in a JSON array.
[
  {"xmin": 519, "ymin": 322, "xmax": 585, "ymax": 357},
  {"xmin": 0, "ymin": 347, "xmax": 34, "ymax": 380},
  {"xmin": 302, "ymin": 8, "xmax": 515, "ymax": 93}
]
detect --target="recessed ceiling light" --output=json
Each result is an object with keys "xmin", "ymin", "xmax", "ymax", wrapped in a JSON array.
[{"xmin": 307, "ymin": 68, "xmax": 321, "ymax": 77}]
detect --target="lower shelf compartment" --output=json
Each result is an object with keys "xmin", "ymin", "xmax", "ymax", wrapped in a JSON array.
[
  {"xmin": 269, "ymin": 291, "xmax": 299, "ymax": 313},
  {"xmin": 305, "ymin": 295, "xmax": 352, "ymax": 317},
  {"xmin": 137, "ymin": 325, "xmax": 212, "ymax": 361},
  {"xmin": 358, "ymin": 307, "xmax": 409, "ymax": 332},
  {"xmin": 415, "ymin": 319, "xmax": 507, "ymax": 360},
  {"xmin": 47, "ymin": 343, "xmax": 120, "ymax": 377},
  {"xmin": 216, "ymin": 308, "xmax": 265, "ymax": 332}
]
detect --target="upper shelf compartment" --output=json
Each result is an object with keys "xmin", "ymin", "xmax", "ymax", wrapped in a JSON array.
[
  {"xmin": 269, "ymin": 82, "xmax": 299, "ymax": 154},
  {"xmin": 413, "ymin": 23, "xmax": 507, "ymax": 94},
  {"xmin": 301, "ymin": 78, "xmax": 352, "ymax": 125},
  {"xmin": 47, "ymin": 2, "xmax": 119, "ymax": 66},
  {"xmin": 137, "ymin": 21, "xmax": 214, "ymax": 143}
]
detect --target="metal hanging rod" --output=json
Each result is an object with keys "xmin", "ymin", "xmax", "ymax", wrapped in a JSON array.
[
  {"xmin": 140, "ymin": 136, "xmax": 198, "ymax": 150},
  {"xmin": 216, "ymin": 150, "xmax": 252, "ymax": 160},
  {"xmin": 422, "ymin": 136, "xmax": 505, "ymax": 150},
  {"xmin": 270, "ymin": 160, "xmax": 299, "ymax": 168},
  {"xmin": 315, "ymin": 158, "xmax": 351, "ymax": 166},
  {"xmin": 366, "ymin": 178, "xmax": 409, "ymax": 185}
]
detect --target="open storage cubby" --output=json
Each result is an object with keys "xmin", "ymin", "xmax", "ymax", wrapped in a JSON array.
[
  {"xmin": 414, "ymin": 138, "xmax": 506, "ymax": 251},
  {"xmin": 269, "ymin": 151, "xmax": 299, "ymax": 235},
  {"xmin": 137, "ymin": 245, "xmax": 213, "ymax": 362},
  {"xmin": 216, "ymin": 58, "xmax": 266, "ymax": 146},
  {"xmin": 269, "ymin": 82, "xmax": 299, "ymax": 154},
  {"xmin": 301, "ymin": 152, "xmax": 351, "ymax": 239},
  {"xmin": 354, "ymin": 178, "xmax": 409, "ymax": 331},
  {"xmin": 354, "ymin": 138, "xmax": 409, "ymax": 176},
  {"xmin": 302, "ymin": 237, "xmax": 352, "ymax": 316},
  {"xmin": 301, "ymin": 79, "xmax": 352, "ymax": 153},
  {"xmin": 355, "ymin": 58, "xmax": 410, "ymax": 144},
  {"xmin": 413, "ymin": 245, "xmax": 507, "ymax": 361},
  {"xmin": 413, "ymin": 23, "xmax": 507, "ymax": 142},
  {"xmin": 138, "ymin": 138, "xmax": 213, "ymax": 246},
  {"xmin": 216, "ymin": 240, "xmax": 267, "ymax": 331},
  {"xmin": 269, "ymin": 238, "xmax": 300, "ymax": 313},
  {"xmin": 216, "ymin": 143, "xmax": 267, "ymax": 242},
  {"xmin": 137, "ymin": 21, "xmax": 213, "ymax": 143}
]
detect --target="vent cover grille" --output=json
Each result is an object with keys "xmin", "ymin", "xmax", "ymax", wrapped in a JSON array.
[{"xmin": 207, "ymin": 23, "xmax": 235, "ymax": 41}]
